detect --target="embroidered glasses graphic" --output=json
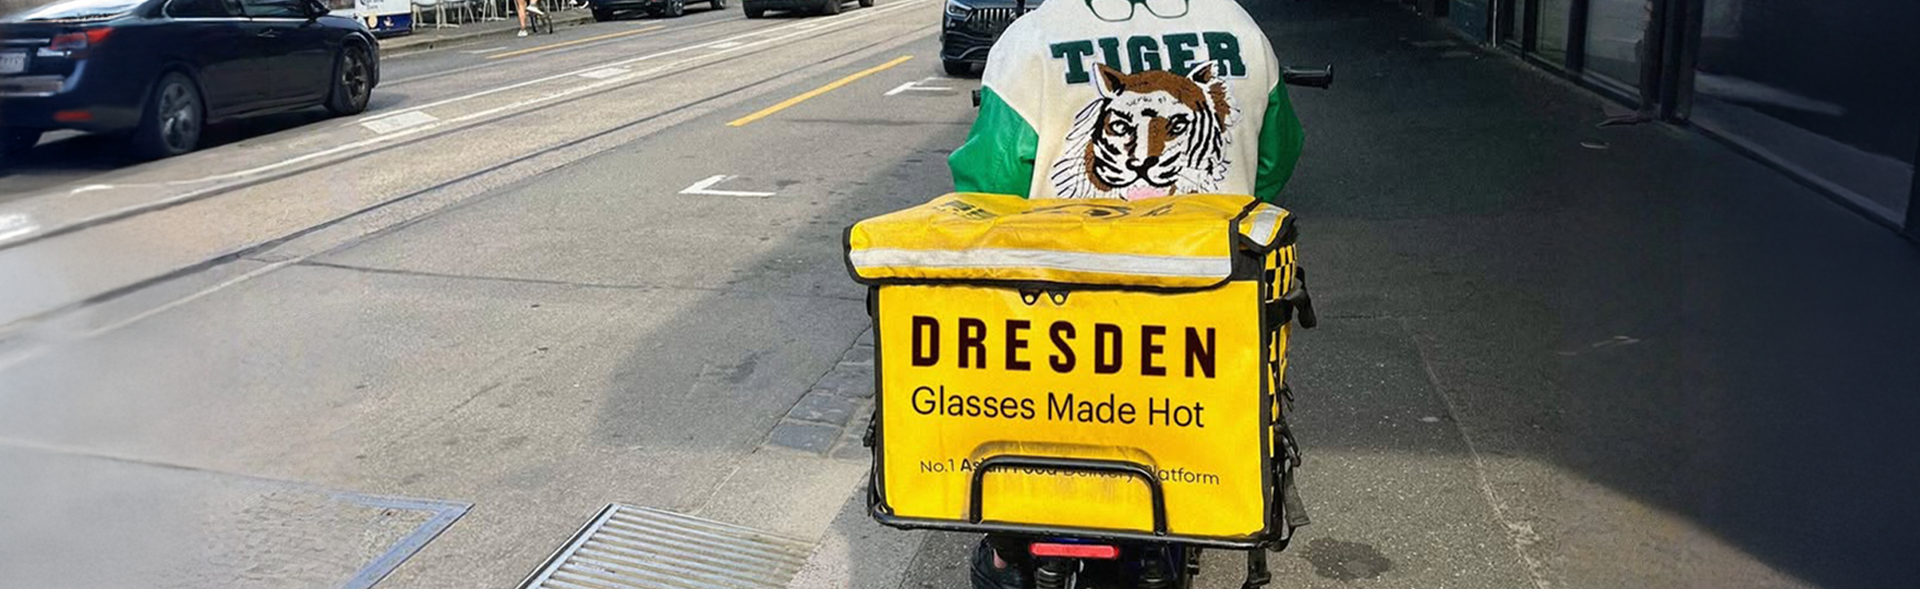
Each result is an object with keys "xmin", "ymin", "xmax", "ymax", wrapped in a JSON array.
[{"xmin": 1085, "ymin": 0, "xmax": 1189, "ymax": 21}]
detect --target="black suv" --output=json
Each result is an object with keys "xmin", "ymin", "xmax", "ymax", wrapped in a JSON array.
[{"xmin": 940, "ymin": 0, "xmax": 1038, "ymax": 75}]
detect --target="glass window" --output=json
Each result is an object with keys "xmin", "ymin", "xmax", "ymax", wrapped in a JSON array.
[
  {"xmin": 1691, "ymin": 0, "xmax": 1919, "ymax": 220},
  {"xmin": 4, "ymin": 0, "xmax": 143, "ymax": 21},
  {"xmin": 1582, "ymin": 0, "xmax": 1651, "ymax": 90},
  {"xmin": 1449, "ymin": 0, "xmax": 1492, "ymax": 43},
  {"xmin": 167, "ymin": 0, "xmax": 239, "ymax": 17},
  {"xmin": 1534, "ymin": 0, "xmax": 1571, "ymax": 66},
  {"xmin": 240, "ymin": 0, "xmax": 306, "ymax": 18}
]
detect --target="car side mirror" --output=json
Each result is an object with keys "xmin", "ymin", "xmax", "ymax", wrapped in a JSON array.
[{"xmin": 305, "ymin": 0, "xmax": 330, "ymax": 18}]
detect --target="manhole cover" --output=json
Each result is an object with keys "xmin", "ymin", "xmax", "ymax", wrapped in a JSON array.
[{"xmin": 519, "ymin": 504, "xmax": 814, "ymax": 589}]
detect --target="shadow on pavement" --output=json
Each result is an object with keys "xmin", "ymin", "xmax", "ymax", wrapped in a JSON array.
[
  {"xmin": 1255, "ymin": 1, "xmax": 1920, "ymax": 587},
  {"xmin": 0, "ymin": 108, "xmax": 341, "ymax": 201}
]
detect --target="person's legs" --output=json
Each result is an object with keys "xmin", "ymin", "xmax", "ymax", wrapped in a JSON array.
[{"xmin": 515, "ymin": 0, "xmax": 529, "ymax": 36}]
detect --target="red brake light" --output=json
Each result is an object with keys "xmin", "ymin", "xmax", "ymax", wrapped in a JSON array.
[
  {"xmin": 1030, "ymin": 543, "xmax": 1119, "ymax": 560},
  {"xmin": 48, "ymin": 28, "xmax": 112, "ymax": 52}
]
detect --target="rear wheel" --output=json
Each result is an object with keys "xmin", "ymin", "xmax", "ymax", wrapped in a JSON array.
[
  {"xmin": 943, "ymin": 59, "xmax": 970, "ymax": 76},
  {"xmin": 132, "ymin": 72, "xmax": 203, "ymax": 160},
  {"xmin": 325, "ymin": 43, "xmax": 373, "ymax": 116},
  {"xmin": 710, "ymin": 0, "xmax": 723, "ymax": 8},
  {"xmin": 819, "ymin": 0, "xmax": 838, "ymax": 14},
  {"xmin": 663, "ymin": 0, "xmax": 684, "ymax": 16},
  {"xmin": 743, "ymin": 4, "xmax": 762, "ymax": 16},
  {"xmin": 857, "ymin": 0, "xmax": 871, "ymax": 7},
  {"xmin": 0, "ymin": 127, "xmax": 41, "ymax": 161}
]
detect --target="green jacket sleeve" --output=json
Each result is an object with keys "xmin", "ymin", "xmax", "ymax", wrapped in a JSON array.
[
  {"xmin": 1254, "ymin": 84, "xmax": 1306, "ymax": 203},
  {"xmin": 949, "ymin": 86, "xmax": 1040, "ymax": 198}
]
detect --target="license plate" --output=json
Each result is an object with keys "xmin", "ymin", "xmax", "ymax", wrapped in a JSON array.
[{"xmin": 0, "ymin": 52, "xmax": 25, "ymax": 75}]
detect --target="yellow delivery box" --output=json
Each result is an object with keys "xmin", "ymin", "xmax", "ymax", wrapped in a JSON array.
[{"xmin": 844, "ymin": 193, "xmax": 1311, "ymax": 546}]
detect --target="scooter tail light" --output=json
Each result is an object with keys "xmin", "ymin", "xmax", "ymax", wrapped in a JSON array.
[{"xmin": 1030, "ymin": 543, "xmax": 1119, "ymax": 560}]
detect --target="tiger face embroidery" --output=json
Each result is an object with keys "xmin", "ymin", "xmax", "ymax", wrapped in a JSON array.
[{"xmin": 1050, "ymin": 61, "xmax": 1239, "ymax": 200}]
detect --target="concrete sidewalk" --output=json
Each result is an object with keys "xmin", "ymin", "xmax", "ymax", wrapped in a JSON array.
[
  {"xmin": 380, "ymin": 9, "xmax": 597, "ymax": 55},
  {"xmin": 1258, "ymin": 0, "xmax": 1920, "ymax": 587},
  {"xmin": 857, "ymin": 1, "xmax": 1920, "ymax": 588}
]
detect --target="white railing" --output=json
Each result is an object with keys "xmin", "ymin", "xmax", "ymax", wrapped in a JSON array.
[{"xmin": 413, "ymin": 0, "xmax": 582, "ymax": 29}]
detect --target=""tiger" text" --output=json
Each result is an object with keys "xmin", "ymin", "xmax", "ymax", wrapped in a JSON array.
[{"xmin": 1048, "ymin": 32, "xmax": 1248, "ymax": 85}]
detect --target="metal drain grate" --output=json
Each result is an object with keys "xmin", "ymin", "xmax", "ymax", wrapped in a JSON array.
[{"xmin": 519, "ymin": 504, "xmax": 814, "ymax": 589}]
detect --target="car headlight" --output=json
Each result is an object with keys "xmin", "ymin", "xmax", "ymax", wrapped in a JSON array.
[{"xmin": 944, "ymin": 0, "xmax": 971, "ymax": 19}]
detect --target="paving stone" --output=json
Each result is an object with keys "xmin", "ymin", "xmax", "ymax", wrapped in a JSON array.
[
  {"xmin": 839, "ymin": 344, "xmax": 874, "ymax": 366},
  {"xmin": 847, "ymin": 401, "xmax": 874, "ymax": 428},
  {"xmin": 856, "ymin": 328, "xmax": 874, "ymax": 346},
  {"xmin": 790, "ymin": 393, "xmax": 854, "ymax": 426},
  {"xmin": 767, "ymin": 421, "xmax": 839, "ymax": 454},
  {"xmin": 817, "ymin": 364, "xmax": 874, "ymax": 398}
]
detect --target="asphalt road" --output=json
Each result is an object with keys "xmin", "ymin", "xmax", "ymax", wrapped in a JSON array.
[{"xmin": 2, "ymin": 0, "xmax": 1916, "ymax": 588}]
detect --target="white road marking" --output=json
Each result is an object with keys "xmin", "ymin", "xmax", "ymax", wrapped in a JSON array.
[
  {"xmin": 123, "ymin": 0, "xmax": 927, "ymax": 190},
  {"xmin": 2, "ymin": 6, "xmax": 918, "ymax": 208},
  {"xmin": 707, "ymin": 41, "xmax": 743, "ymax": 49},
  {"xmin": 0, "ymin": 6, "xmax": 928, "ymax": 370},
  {"xmin": 0, "ymin": 213, "xmax": 37, "ymax": 242},
  {"xmin": 578, "ymin": 67, "xmax": 631, "ymax": 79},
  {"xmin": 461, "ymin": 46, "xmax": 509, "ymax": 54},
  {"xmin": 361, "ymin": 111, "xmax": 441, "ymax": 134},
  {"xmin": 679, "ymin": 175, "xmax": 775, "ymax": 197},
  {"xmin": 358, "ymin": 0, "xmax": 924, "ymax": 124},
  {"xmin": 883, "ymin": 76, "xmax": 953, "ymax": 96}
]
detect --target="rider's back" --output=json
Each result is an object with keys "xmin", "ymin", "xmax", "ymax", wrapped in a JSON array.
[{"xmin": 950, "ymin": 0, "xmax": 1304, "ymax": 202}]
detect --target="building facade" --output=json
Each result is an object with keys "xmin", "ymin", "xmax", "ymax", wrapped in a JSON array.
[{"xmin": 1434, "ymin": 0, "xmax": 1920, "ymax": 240}]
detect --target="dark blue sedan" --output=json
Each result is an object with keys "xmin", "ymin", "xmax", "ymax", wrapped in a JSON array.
[{"xmin": 0, "ymin": 0, "xmax": 379, "ymax": 160}]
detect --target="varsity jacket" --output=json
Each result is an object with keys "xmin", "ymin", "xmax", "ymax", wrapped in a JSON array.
[{"xmin": 949, "ymin": 0, "xmax": 1305, "ymax": 202}]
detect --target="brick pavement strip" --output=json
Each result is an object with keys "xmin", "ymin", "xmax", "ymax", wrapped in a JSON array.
[
  {"xmin": 766, "ymin": 329, "xmax": 878, "ymax": 457},
  {"xmin": 792, "ymin": 393, "xmax": 854, "ymax": 426}
]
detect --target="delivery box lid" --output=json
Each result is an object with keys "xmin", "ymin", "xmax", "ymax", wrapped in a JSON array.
[{"xmin": 846, "ymin": 193, "xmax": 1293, "ymax": 289}]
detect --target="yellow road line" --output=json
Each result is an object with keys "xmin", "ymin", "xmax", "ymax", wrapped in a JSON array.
[
  {"xmin": 727, "ymin": 55, "xmax": 914, "ymax": 127},
  {"xmin": 487, "ymin": 25, "xmax": 669, "ymax": 60}
]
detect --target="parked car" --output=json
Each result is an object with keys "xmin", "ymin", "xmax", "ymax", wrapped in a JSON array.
[
  {"xmin": 588, "ymin": 0, "xmax": 720, "ymax": 20},
  {"xmin": 0, "ymin": 0, "xmax": 379, "ymax": 160},
  {"xmin": 741, "ymin": 0, "xmax": 866, "ymax": 19},
  {"xmin": 939, "ymin": 0, "xmax": 1038, "ymax": 75}
]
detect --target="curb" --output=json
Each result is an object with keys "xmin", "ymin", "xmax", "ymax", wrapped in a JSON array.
[{"xmin": 378, "ymin": 11, "xmax": 598, "ymax": 55}]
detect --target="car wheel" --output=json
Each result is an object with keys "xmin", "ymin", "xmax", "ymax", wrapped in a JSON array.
[
  {"xmin": 943, "ymin": 59, "xmax": 970, "ymax": 76},
  {"xmin": 743, "ymin": 5, "xmax": 763, "ymax": 16},
  {"xmin": 0, "ymin": 127, "xmax": 40, "ymax": 160},
  {"xmin": 592, "ymin": 6, "xmax": 612, "ymax": 19},
  {"xmin": 325, "ymin": 43, "xmax": 374, "ymax": 116},
  {"xmin": 664, "ymin": 0, "xmax": 684, "ymax": 16},
  {"xmin": 132, "ymin": 72, "xmax": 203, "ymax": 160},
  {"xmin": 819, "ymin": 0, "xmax": 839, "ymax": 14},
  {"xmin": 710, "ymin": 0, "xmax": 723, "ymax": 9},
  {"xmin": 857, "ymin": 0, "xmax": 871, "ymax": 7}
]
